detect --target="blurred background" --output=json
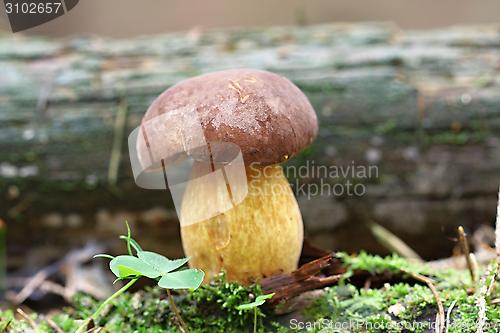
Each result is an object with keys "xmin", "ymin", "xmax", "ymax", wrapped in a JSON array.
[
  {"xmin": 2, "ymin": 0, "xmax": 500, "ymax": 37},
  {"xmin": 1, "ymin": 0, "xmax": 499, "ymax": 310}
]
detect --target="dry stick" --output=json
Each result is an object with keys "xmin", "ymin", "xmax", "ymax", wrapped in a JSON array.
[
  {"xmin": 475, "ymin": 265, "xmax": 492, "ymax": 333},
  {"xmin": 16, "ymin": 308, "xmax": 38, "ymax": 330},
  {"xmin": 166, "ymin": 289, "xmax": 189, "ymax": 333},
  {"xmin": 492, "ymin": 186, "xmax": 500, "ymax": 290},
  {"xmin": 39, "ymin": 280, "xmax": 68, "ymax": 298},
  {"xmin": 0, "ymin": 319, "xmax": 12, "ymax": 333},
  {"xmin": 107, "ymin": 98, "xmax": 128, "ymax": 187},
  {"xmin": 369, "ymin": 222, "xmax": 423, "ymax": 263},
  {"xmin": 0, "ymin": 219, "xmax": 5, "ymax": 300},
  {"xmin": 476, "ymin": 187, "xmax": 500, "ymax": 333},
  {"xmin": 494, "ymin": 187, "xmax": 500, "ymax": 284},
  {"xmin": 403, "ymin": 270, "xmax": 445, "ymax": 333},
  {"xmin": 469, "ymin": 253, "xmax": 479, "ymax": 282},
  {"xmin": 13, "ymin": 243, "xmax": 103, "ymax": 304},
  {"xmin": 8, "ymin": 277, "xmax": 68, "ymax": 299},
  {"xmin": 47, "ymin": 318, "xmax": 64, "ymax": 333},
  {"xmin": 12, "ymin": 270, "xmax": 50, "ymax": 304},
  {"xmin": 261, "ymin": 255, "xmax": 344, "ymax": 304},
  {"xmin": 496, "ymin": 186, "xmax": 500, "ymax": 265},
  {"xmin": 7, "ymin": 194, "xmax": 35, "ymax": 218},
  {"xmin": 427, "ymin": 250, "xmax": 495, "ymax": 270},
  {"xmin": 444, "ymin": 299, "xmax": 457, "ymax": 333},
  {"xmin": 493, "ymin": 187, "xmax": 500, "ymax": 281},
  {"xmin": 457, "ymin": 226, "xmax": 477, "ymax": 283}
]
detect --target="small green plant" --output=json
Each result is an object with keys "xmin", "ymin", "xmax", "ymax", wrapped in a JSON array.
[
  {"xmin": 236, "ymin": 293, "xmax": 275, "ymax": 333},
  {"xmin": 75, "ymin": 222, "xmax": 204, "ymax": 333}
]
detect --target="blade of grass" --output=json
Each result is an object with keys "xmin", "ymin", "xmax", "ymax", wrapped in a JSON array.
[
  {"xmin": 369, "ymin": 222, "xmax": 423, "ymax": 263},
  {"xmin": 118, "ymin": 236, "xmax": 142, "ymax": 254},
  {"xmin": 93, "ymin": 254, "xmax": 115, "ymax": 260},
  {"xmin": 107, "ymin": 98, "xmax": 128, "ymax": 187},
  {"xmin": 0, "ymin": 219, "xmax": 5, "ymax": 300},
  {"xmin": 457, "ymin": 226, "xmax": 477, "ymax": 283},
  {"xmin": 125, "ymin": 221, "xmax": 133, "ymax": 256}
]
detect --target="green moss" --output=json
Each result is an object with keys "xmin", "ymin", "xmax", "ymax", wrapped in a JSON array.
[
  {"xmin": 299, "ymin": 279, "xmax": 499, "ymax": 333},
  {"xmin": 421, "ymin": 131, "xmax": 488, "ymax": 145},
  {"xmin": 299, "ymin": 256, "xmax": 498, "ymax": 333},
  {"xmin": 0, "ymin": 310, "xmax": 38, "ymax": 333},
  {"xmin": 337, "ymin": 251, "xmax": 432, "ymax": 277},
  {"xmin": 374, "ymin": 119, "xmax": 398, "ymax": 135}
]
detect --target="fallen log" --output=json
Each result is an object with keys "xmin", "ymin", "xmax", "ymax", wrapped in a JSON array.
[{"xmin": 2, "ymin": 24, "xmax": 500, "ymax": 261}]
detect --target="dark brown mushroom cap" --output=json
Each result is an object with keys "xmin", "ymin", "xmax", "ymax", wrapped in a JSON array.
[{"xmin": 141, "ymin": 68, "xmax": 318, "ymax": 166}]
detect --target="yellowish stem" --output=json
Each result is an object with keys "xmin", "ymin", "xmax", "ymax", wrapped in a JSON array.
[{"xmin": 180, "ymin": 164, "xmax": 303, "ymax": 284}]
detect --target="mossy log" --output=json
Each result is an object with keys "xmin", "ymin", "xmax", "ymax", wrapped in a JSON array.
[{"xmin": 1, "ymin": 24, "xmax": 500, "ymax": 258}]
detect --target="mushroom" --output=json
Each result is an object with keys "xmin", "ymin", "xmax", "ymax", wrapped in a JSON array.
[{"xmin": 136, "ymin": 69, "xmax": 318, "ymax": 284}]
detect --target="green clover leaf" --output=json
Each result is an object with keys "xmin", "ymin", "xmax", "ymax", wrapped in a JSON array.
[
  {"xmin": 109, "ymin": 255, "xmax": 161, "ymax": 279},
  {"xmin": 158, "ymin": 269, "xmax": 205, "ymax": 290},
  {"xmin": 77, "ymin": 222, "xmax": 205, "ymax": 333},
  {"xmin": 236, "ymin": 293, "xmax": 275, "ymax": 310},
  {"xmin": 137, "ymin": 251, "xmax": 189, "ymax": 275}
]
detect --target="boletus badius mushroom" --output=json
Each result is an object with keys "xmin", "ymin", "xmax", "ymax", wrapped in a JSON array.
[{"xmin": 134, "ymin": 69, "xmax": 318, "ymax": 284}]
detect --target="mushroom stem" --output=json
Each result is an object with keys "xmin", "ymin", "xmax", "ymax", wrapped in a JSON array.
[{"xmin": 180, "ymin": 164, "xmax": 303, "ymax": 284}]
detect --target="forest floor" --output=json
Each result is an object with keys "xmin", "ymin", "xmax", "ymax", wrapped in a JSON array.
[{"xmin": 1, "ymin": 252, "xmax": 498, "ymax": 333}]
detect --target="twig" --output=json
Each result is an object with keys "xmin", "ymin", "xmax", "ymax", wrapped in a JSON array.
[
  {"xmin": 0, "ymin": 219, "xmax": 5, "ymax": 300},
  {"xmin": 7, "ymin": 194, "xmax": 36, "ymax": 218},
  {"xmin": 107, "ymin": 98, "xmax": 128, "ymax": 186},
  {"xmin": 47, "ymin": 318, "xmax": 64, "ymax": 333},
  {"xmin": 444, "ymin": 299, "xmax": 457, "ymax": 333},
  {"xmin": 13, "ymin": 270, "xmax": 50, "ymax": 304},
  {"xmin": 262, "ymin": 255, "xmax": 339, "ymax": 290},
  {"xmin": 261, "ymin": 255, "xmax": 345, "ymax": 304},
  {"xmin": 489, "ymin": 187, "xmax": 500, "ymax": 302},
  {"xmin": 469, "ymin": 253, "xmax": 479, "ymax": 283},
  {"xmin": 8, "ymin": 277, "xmax": 67, "ymax": 295},
  {"xmin": 369, "ymin": 222, "xmax": 423, "ymax": 263},
  {"xmin": 166, "ymin": 289, "xmax": 189, "ymax": 333},
  {"xmin": 38, "ymin": 280, "xmax": 69, "ymax": 298},
  {"xmin": 475, "ymin": 265, "xmax": 493, "ymax": 333},
  {"xmin": 403, "ymin": 270, "xmax": 445, "ymax": 333},
  {"xmin": 266, "ymin": 274, "xmax": 343, "ymax": 305},
  {"xmin": 475, "ymin": 188, "xmax": 500, "ymax": 333},
  {"xmin": 16, "ymin": 308, "xmax": 38, "ymax": 330},
  {"xmin": 11, "ymin": 243, "xmax": 103, "ymax": 304},
  {"xmin": 496, "ymin": 186, "xmax": 500, "ymax": 264},
  {"xmin": 427, "ymin": 250, "xmax": 495, "ymax": 270},
  {"xmin": 457, "ymin": 226, "xmax": 477, "ymax": 283},
  {"xmin": 0, "ymin": 319, "xmax": 12, "ymax": 332}
]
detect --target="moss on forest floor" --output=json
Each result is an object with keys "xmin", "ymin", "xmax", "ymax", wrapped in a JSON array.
[{"xmin": 1, "ymin": 252, "xmax": 498, "ymax": 332}]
